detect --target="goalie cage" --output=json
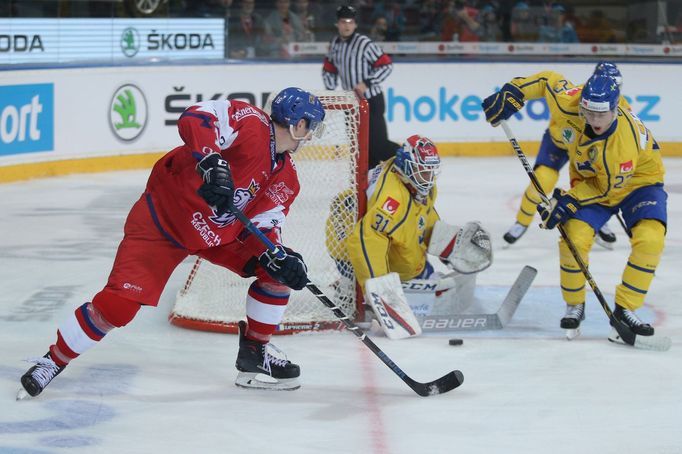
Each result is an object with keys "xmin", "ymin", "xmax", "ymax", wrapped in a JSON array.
[{"xmin": 169, "ymin": 90, "xmax": 369, "ymax": 335}]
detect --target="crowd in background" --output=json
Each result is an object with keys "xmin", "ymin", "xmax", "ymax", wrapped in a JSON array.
[
  {"xmin": 221, "ymin": 0, "xmax": 682, "ymax": 58},
  {"xmin": 3, "ymin": 0, "xmax": 682, "ymax": 59}
]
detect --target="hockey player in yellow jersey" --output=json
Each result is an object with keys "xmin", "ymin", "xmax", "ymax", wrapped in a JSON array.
[
  {"xmin": 325, "ymin": 135, "xmax": 492, "ymax": 339},
  {"xmin": 347, "ymin": 135, "xmax": 441, "ymax": 290},
  {"xmin": 483, "ymin": 71, "xmax": 667, "ymax": 339},
  {"xmin": 503, "ymin": 62, "xmax": 625, "ymax": 249}
]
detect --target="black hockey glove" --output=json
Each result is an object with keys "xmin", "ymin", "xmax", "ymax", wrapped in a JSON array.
[
  {"xmin": 481, "ymin": 83, "xmax": 525, "ymax": 126},
  {"xmin": 196, "ymin": 153, "xmax": 234, "ymax": 211},
  {"xmin": 258, "ymin": 247, "xmax": 309, "ymax": 290}
]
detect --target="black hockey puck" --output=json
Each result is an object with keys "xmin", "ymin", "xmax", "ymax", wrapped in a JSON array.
[{"xmin": 448, "ymin": 338, "xmax": 463, "ymax": 346}]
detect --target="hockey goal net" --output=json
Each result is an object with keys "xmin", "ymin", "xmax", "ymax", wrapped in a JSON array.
[{"xmin": 169, "ymin": 90, "xmax": 369, "ymax": 334}]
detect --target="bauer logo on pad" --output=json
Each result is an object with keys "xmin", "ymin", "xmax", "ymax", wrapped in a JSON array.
[
  {"xmin": 619, "ymin": 160, "xmax": 633, "ymax": 173},
  {"xmin": 381, "ymin": 197, "xmax": 400, "ymax": 214}
]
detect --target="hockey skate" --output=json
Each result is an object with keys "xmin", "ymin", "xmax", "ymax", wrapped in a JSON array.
[
  {"xmin": 595, "ymin": 224, "xmax": 617, "ymax": 250},
  {"xmin": 502, "ymin": 222, "xmax": 528, "ymax": 247},
  {"xmin": 17, "ymin": 353, "xmax": 66, "ymax": 400},
  {"xmin": 560, "ymin": 303, "xmax": 585, "ymax": 340},
  {"xmin": 608, "ymin": 304, "xmax": 654, "ymax": 344},
  {"xmin": 235, "ymin": 321, "xmax": 301, "ymax": 391}
]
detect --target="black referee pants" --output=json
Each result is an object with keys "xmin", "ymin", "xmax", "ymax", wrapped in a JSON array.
[{"xmin": 367, "ymin": 92, "xmax": 400, "ymax": 169}]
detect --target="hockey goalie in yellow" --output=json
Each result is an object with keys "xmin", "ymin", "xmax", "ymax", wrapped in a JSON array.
[
  {"xmin": 325, "ymin": 135, "xmax": 493, "ymax": 339},
  {"xmin": 483, "ymin": 70, "xmax": 667, "ymax": 341}
]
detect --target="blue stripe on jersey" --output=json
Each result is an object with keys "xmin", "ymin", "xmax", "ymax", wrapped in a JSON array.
[
  {"xmin": 145, "ymin": 193, "xmax": 186, "ymax": 250},
  {"xmin": 179, "ymin": 111, "xmax": 213, "ymax": 128},
  {"xmin": 542, "ymin": 79, "xmax": 580, "ymax": 117},
  {"xmin": 79, "ymin": 303, "xmax": 107, "ymax": 338},
  {"xmin": 621, "ymin": 108, "xmax": 642, "ymax": 149},
  {"xmin": 359, "ymin": 221, "xmax": 376, "ymax": 278},
  {"xmin": 561, "ymin": 285, "xmax": 585, "ymax": 292},
  {"xmin": 577, "ymin": 138, "xmax": 612, "ymax": 205},
  {"xmin": 388, "ymin": 195, "xmax": 412, "ymax": 235}
]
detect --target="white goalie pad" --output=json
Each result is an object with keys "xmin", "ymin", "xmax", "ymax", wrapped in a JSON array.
[
  {"xmin": 365, "ymin": 273, "xmax": 422, "ymax": 340},
  {"xmin": 428, "ymin": 220, "xmax": 493, "ymax": 274}
]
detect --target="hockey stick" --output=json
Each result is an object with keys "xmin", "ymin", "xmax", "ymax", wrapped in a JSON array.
[
  {"xmin": 615, "ymin": 211, "xmax": 632, "ymax": 238},
  {"xmin": 499, "ymin": 120, "xmax": 670, "ymax": 351},
  {"xmin": 229, "ymin": 206, "xmax": 464, "ymax": 396},
  {"xmin": 415, "ymin": 265, "xmax": 537, "ymax": 331}
]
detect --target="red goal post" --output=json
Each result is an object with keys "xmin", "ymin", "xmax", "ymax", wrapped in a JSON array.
[{"xmin": 169, "ymin": 90, "xmax": 369, "ymax": 334}]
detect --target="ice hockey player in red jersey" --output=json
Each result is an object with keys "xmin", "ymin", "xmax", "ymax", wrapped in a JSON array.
[{"xmin": 18, "ymin": 87, "xmax": 325, "ymax": 397}]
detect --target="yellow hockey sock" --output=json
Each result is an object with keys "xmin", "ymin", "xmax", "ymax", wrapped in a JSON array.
[
  {"xmin": 615, "ymin": 220, "xmax": 665, "ymax": 310},
  {"xmin": 559, "ymin": 219, "xmax": 594, "ymax": 305}
]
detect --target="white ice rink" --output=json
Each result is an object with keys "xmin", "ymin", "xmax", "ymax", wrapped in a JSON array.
[{"xmin": 1, "ymin": 156, "xmax": 681, "ymax": 454}]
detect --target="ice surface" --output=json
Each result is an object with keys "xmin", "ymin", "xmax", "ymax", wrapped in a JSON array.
[{"xmin": 1, "ymin": 157, "xmax": 681, "ymax": 454}]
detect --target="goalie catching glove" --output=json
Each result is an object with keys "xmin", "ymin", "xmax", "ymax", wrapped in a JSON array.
[
  {"xmin": 428, "ymin": 220, "xmax": 493, "ymax": 274},
  {"xmin": 196, "ymin": 153, "xmax": 234, "ymax": 211},
  {"xmin": 365, "ymin": 273, "xmax": 422, "ymax": 340},
  {"xmin": 259, "ymin": 247, "xmax": 309, "ymax": 290}
]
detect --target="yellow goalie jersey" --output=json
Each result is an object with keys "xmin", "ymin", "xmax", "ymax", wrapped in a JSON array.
[
  {"xmin": 340, "ymin": 158, "xmax": 439, "ymax": 291},
  {"xmin": 510, "ymin": 70, "xmax": 664, "ymax": 206}
]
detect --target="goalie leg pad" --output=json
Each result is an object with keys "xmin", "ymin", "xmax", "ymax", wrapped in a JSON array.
[
  {"xmin": 365, "ymin": 273, "xmax": 422, "ymax": 340},
  {"xmin": 428, "ymin": 220, "xmax": 493, "ymax": 274}
]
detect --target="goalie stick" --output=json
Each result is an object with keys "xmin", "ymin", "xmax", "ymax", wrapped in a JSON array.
[
  {"xmin": 500, "ymin": 120, "xmax": 671, "ymax": 352},
  {"xmin": 415, "ymin": 265, "xmax": 536, "ymax": 332},
  {"xmin": 228, "ymin": 205, "xmax": 464, "ymax": 396}
]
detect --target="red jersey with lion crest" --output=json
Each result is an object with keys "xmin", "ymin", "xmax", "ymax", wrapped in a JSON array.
[{"xmin": 145, "ymin": 99, "xmax": 300, "ymax": 253}]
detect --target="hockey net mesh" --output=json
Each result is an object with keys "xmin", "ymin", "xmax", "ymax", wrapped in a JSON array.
[{"xmin": 169, "ymin": 91, "xmax": 368, "ymax": 334}]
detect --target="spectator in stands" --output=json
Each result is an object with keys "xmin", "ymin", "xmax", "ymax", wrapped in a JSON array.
[
  {"xmin": 293, "ymin": 0, "xmax": 324, "ymax": 42},
  {"xmin": 263, "ymin": 0, "xmax": 306, "ymax": 57},
  {"xmin": 370, "ymin": 16, "xmax": 389, "ymax": 42},
  {"xmin": 510, "ymin": 1, "xmax": 538, "ymax": 42},
  {"xmin": 440, "ymin": 0, "xmax": 481, "ymax": 42},
  {"xmin": 372, "ymin": 1, "xmax": 406, "ymax": 41},
  {"xmin": 537, "ymin": 3, "xmax": 578, "ymax": 43},
  {"xmin": 577, "ymin": 10, "xmax": 616, "ymax": 43},
  {"xmin": 183, "ymin": 0, "xmax": 232, "ymax": 17},
  {"xmin": 418, "ymin": 0, "xmax": 441, "ymax": 40},
  {"xmin": 228, "ymin": 0, "xmax": 265, "ymax": 58},
  {"xmin": 478, "ymin": 3, "xmax": 503, "ymax": 42}
]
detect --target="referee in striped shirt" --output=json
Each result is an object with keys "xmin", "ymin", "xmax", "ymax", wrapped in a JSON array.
[{"xmin": 322, "ymin": 5, "xmax": 400, "ymax": 168}]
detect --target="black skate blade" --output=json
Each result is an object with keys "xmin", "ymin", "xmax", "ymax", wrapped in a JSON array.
[{"xmin": 407, "ymin": 370, "xmax": 464, "ymax": 397}]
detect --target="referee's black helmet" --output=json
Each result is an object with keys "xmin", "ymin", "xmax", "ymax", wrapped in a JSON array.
[{"xmin": 336, "ymin": 5, "xmax": 357, "ymax": 20}]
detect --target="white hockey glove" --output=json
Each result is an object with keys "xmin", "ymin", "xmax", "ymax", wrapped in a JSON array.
[
  {"xmin": 365, "ymin": 273, "xmax": 422, "ymax": 340},
  {"xmin": 428, "ymin": 220, "xmax": 493, "ymax": 274}
]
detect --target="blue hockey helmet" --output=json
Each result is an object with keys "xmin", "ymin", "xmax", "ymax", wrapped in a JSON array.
[
  {"xmin": 270, "ymin": 87, "xmax": 325, "ymax": 139},
  {"xmin": 394, "ymin": 135, "xmax": 441, "ymax": 195},
  {"xmin": 580, "ymin": 74, "xmax": 620, "ymax": 113},
  {"xmin": 593, "ymin": 61, "xmax": 623, "ymax": 88}
]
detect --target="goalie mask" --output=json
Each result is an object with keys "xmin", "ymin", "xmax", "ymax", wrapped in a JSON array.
[{"xmin": 394, "ymin": 135, "xmax": 441, "ymax": 196}]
